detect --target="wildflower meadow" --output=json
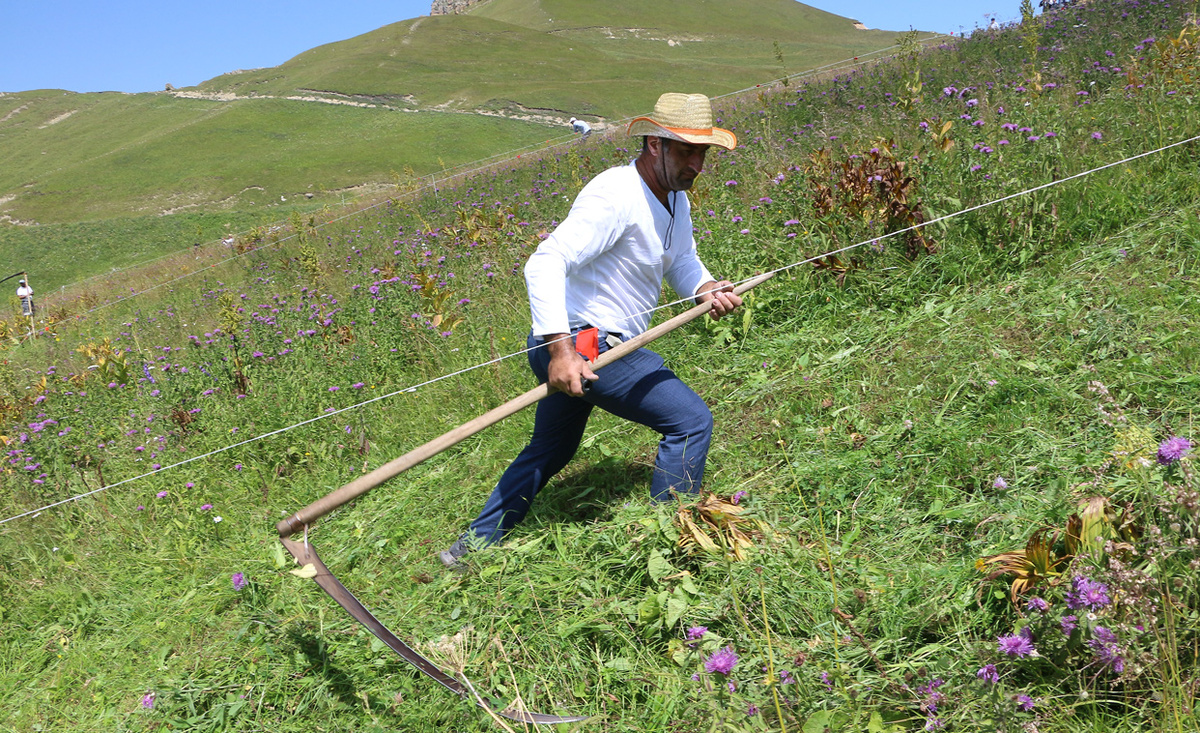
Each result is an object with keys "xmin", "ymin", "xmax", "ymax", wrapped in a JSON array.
[{"xmin": 2, "ymin": 1, "xmax": 1199, "ymax": 730}]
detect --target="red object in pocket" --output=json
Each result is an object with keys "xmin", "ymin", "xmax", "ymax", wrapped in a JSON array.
[{"xmin": 575, "ymin": 327, "xmax": 599, "ymax": 362}]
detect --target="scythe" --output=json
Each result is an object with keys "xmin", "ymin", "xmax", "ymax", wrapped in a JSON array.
[{"xmin": 276, "ymin": 271, "xmax": 774, "ymax": 724}]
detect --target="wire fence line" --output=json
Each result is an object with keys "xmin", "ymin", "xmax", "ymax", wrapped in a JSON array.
[{"xmin": 3, "ymin": 130, "xmax": 1196, "ymax": 527}]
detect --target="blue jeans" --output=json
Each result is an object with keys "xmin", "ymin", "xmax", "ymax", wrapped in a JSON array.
[{"xmin": 466, "ymin": 329, "xmax": 713, "ymax": 546}]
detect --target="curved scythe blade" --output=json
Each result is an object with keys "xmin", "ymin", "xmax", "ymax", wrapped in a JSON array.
[{"xmin": 281, "ymin": 537, "xmax": 588, "ymax": 725}]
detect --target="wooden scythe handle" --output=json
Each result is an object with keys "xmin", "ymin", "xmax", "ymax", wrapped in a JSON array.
[{"xmin": 278, "ymin": 271, "xmax": 775, "ymax": 537}]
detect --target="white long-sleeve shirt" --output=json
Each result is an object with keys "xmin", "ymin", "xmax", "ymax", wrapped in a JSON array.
[{"xmin": 525, "ymin": 163, "xmax": 714, "ymax": 338}]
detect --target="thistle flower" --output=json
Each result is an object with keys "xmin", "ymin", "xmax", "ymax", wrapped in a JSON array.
[
  {"xmin": 704, "ymin": 646, "xmax": 739, "ymax": 675},
  {"xmin": 1065, "ymin": 576, "xmax": 1110, "ymax": 610},
  {"xmin": 1157, "ymin": 436, "xmax": 1191, "ymax": 465},
  {"xmin": 1088, "ymin": 626, "xmax": 1125, "ymax": 672},
  {"xmin": 1016, "ymin": 694, "xmax": 1035, "ymax": 711},
  {"xmin": 686, "ymin": 625, "xmax": 708, "ymax": 640},
  {"xmin": 976, "ymin": 664, "xmax": 999, "ymax": 684},
  {"xmin": 997, "ymin": 633, "xmax": 1035, "ymax": 657}
]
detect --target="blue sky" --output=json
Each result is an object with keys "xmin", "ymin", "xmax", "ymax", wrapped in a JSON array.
[{"xmin": 1, "ymin": 1, "xmax": 1017, "ymax": 94}]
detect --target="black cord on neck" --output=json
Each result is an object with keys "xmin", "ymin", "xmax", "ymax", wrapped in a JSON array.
[{"xmin": 660, "ymin": 138, "xmax": 674, "ymax": 251}]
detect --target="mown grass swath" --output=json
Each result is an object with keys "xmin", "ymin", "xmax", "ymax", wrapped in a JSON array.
[{"xmin": 2, "ymin": 1, "xmax": 1200, "ymax": 731}]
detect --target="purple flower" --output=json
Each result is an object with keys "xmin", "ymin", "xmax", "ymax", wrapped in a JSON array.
[
  {"xmin": 1065, "ymin": 576, "xmax": 1110, "ymax": 610},
  {"xmin": 686, "ymin": 626, "xmax": 708, "ymax": 640},
  {"xmin": 231, "ymin": 572, "xmax": 248, "ymax": 591},
  {"xmin": 977, "ymin": 664, "xmax": 999, "ymax": 684},
  {"xmin": 1016, "ymin": 694, "xmax": 1035, "ymax": 711},
  {"xmin": 156, "ymin": 490, "xmax": 168, "ymax": 499},
  {"xmin": 725, "ymin": 180, "xmax": 738, "ymax": 187},
  {"xmin": 731, "ymin": 490, "xmax": 748, "ymax": 505},
  {"xmin": 234, "ymin": 463, "xmax": 243, "ymax": 471},
  {"xmin": 1025, "ymin": 596, "xmax": 1049, "ymax": 613},
  {"xmin": 997, "ymin": 633, "xmax": 1035, "ymax": 658},
  {"xmin": 1092, "ymin": 132, "xmax": 1103, "ymax": 140},
  {"xmin": 993, "ymin": 476, "xmax": 1008, "ymax": 490},
  {"xmin": 200, "ymin": 504, "xmax": 212, "ymax": 511},
  {"xmin": 141, "ymin": 693, "xmax": 155, "ymax": 710},
  {"xmin": 1060, "ymin": 615, "xmax": 1078, "ymax": 635},
  {"xmin": 1157, "ymin": 436, "xmax": 1192, "ymax": 465},
  {"xmin": 746, "ymin": 703, "xmax": 759, "ymax": 716},
  {"xmin": 1088, "ymin": 626, "xmax": 1125, "ymax": 672},
  {"xmin": 820, "ymin": 671, "xmax": 833, "ymax": 690},
  {"xmin": 704, "ymin": 646, "xmax": 739, "ymax": 675}
]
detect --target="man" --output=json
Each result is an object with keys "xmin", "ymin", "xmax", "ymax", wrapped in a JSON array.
[
  {"xmin": 15, "ymin": 279, "xmax": 33, "ymax": 317},
  {"xmin": 569, "ymin": 116, "xmax": 592, "ymax": 138},
  {"xmin": 442, "ymin": 93, "xmax": 741, "ymax": 566}
]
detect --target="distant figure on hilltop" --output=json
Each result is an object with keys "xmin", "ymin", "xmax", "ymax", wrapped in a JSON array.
[
  {"xmin": 988, "ymin": 17, "xmax": 999, "ymax": 31},
  {"xmin": 569, "ymin": 116, "xmax": 592, "ymax": 139},
  {"xmin": 16, "ymin": 279, "xmax": 33, "ymax": 317}
]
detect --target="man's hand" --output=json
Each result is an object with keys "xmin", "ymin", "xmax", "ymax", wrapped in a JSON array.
[
  {"xmin": 697, "ymin": 280, "xmax": 743, "ymax": 320},
  {"xmin": 545, "ymin": 333, "xmax": 599, "ymax": 397}
]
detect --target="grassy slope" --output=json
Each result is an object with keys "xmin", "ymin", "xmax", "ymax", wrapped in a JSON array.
[
  {"xmin": 1, "ymin": 1, "xmax": 905, "ymax": 291},
  {"xmin": 0, "ymin": 91, "xmax": 554, "ymax": 224},
  {"xmin": 4, "ymin": 1, "xmax": 1199, "ymax": 731},
  {"xmin": 203, "ymin": 0, "xmax": 902, "ymax": 117}
]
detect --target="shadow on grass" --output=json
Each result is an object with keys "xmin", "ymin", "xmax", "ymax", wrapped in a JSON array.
[
  {"xmin": 528, "ymin": 456, "xmax": 653, "ymax": 528},
  {"xmin": 287, "ymin": 624, "xmax": 375, "ymax": 709}
]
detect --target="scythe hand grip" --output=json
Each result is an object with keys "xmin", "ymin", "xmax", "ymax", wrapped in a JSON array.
[{"xmin": 277, "ymin": 270, "xmax": 774, "ymax": 537}]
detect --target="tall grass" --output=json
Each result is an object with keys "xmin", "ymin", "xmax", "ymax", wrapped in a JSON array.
[{"xmin": 2, "ymin": 1, "xmax": 1199, "ymax": 731}]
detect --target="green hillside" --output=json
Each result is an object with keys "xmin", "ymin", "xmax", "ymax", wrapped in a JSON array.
[
  {"xmin": 0, "ymin": 90, "xmax": 552, "ymax": 224},
  {"xmin": 0, "ymin": 0, "xmax": 904, "ymax": 234},
  {"xmin": 2, "ymin": 1, "xmax": 1199, "ymax": 730},
  {"xmin": 200, "ymin": 0, "xmax": 904, "ymax": 118}
]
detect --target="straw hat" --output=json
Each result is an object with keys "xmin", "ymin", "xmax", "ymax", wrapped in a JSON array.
[{"xmin": 627, "ymin": 93, "xmax": 737, "ymax": 150}]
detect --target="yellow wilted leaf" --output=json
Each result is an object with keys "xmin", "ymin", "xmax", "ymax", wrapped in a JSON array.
[
  {"xmin": 675, "ymin": 492, "xmax": 767, "ymax": 559},
  {"xmin": 290, "ymin": 563, "xmax": 318, "ymax": 579}
]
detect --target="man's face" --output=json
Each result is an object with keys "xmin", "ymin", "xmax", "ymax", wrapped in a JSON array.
[{"xmin": 657, "ymin": 138, "xmax": 710, "ymax": 192}]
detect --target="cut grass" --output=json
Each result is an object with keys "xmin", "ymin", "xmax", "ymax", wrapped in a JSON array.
[{"xmin": 1, "ymin": 1, "xmax": 1199, "ymax": 730}]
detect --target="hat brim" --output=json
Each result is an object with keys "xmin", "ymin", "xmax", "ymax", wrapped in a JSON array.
[{"xmin": 626, "ymin": 117, "xmax": 737, "ymax": 150}]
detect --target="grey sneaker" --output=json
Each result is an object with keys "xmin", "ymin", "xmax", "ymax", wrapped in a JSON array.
[{"xmin": 439, "ymin": 538, "xmax": 469, "ymax": 568}]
